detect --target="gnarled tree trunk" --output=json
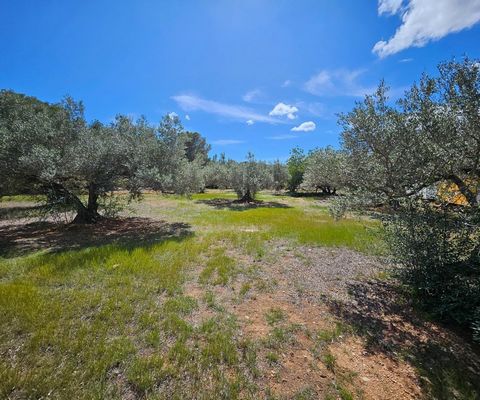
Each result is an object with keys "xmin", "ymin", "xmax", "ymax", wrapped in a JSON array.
[
  {"xmin": 72, "ymin": 183, "xmax": 101, "ymax": 224},
  {"xmin": 48, "ymin": 182, "xmax": 101, "ymax": 224},
  {"xmin": 238, "ymin": 189, "xmax": 254, "ymax": 203}
]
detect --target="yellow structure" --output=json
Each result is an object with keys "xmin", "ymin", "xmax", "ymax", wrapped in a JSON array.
[{"xmin": 437, "ymin": 178, "xmax": 479, "ymax": 206}]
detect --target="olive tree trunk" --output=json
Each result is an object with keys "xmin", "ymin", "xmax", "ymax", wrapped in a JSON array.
[
  {"xmin": 71, "ymin": 183, "xmax": 101, "ymax": 224},
  {"xmin": 238, "ymin": 189, "xmax": 254, "ymax": 203}
]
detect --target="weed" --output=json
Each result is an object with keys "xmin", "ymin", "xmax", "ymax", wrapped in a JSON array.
[
  {"xmin": 337, "ymin": 384, "xmax": 355, "ymax": 400},
  {"xmin": 162, "ymin": 313, "xmax": 193, "ymax": 340},
  {"xmin": 264, "ymin": 326, "xmax": 297, "ymax": 350},
  {"xmin": 265, "ymin": 307, "xmax": 286, "ymax": 325},
  {"xmin": 292, "ymin": 386, "xmax": 317, "ymax": 400},
  {"xmin": 203, "ymin": 290, "xmax": 217, "ymax": 308},
  {"xmin": 316, "ymin": 322, "xmax": 351, "ymax": 344},
  {"xmin": 266, "ymin": 351, "xmax": 280, "ymax": 365},
  {"xmin": 239, "ymin": 282, "xmax": 252, "ymax": 298},
  {"xmin": 323, "ymin": 352, "xmax": 337, "ymax": 371},
  {"xmin": 239, "ymin": 338, "xmax": 259, "ymax": 376}
]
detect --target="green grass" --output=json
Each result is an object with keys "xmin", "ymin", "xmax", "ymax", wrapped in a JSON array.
[
  {"xmin": 337, "ymin": 384, "xmax": 355, "ymax": 400},
  {"xmin": 263, "ymin": 324, "xmax": 301, "ymax": 350},
  {"xmin": 0, "ymin": 194, "xmax": 46, "ymax": 202},
  {"xmin": 265, "ymin": 307, "xmax": 286, "ymax": 326},
  {"xmin": 315, "ymin": 322, "xmax": 352, "ymax": 344},
  {"xmin": 239, "ymin": 282, "xmax": 252, "ymax": 298},
  {"xmin": 191, "ymin": 191, "xmax": 238, "ymax": 201},
  {"xmin": 0, "ymin": 190, "xmax": 393, "ymax": 398},
  {"xmin": 323, "ymin": 352, "xmax": 337, "ymax": 372},
  {"xmin": 266, "ymin": 351, "xmax": 280, "ymax": 365},
  {"xmin": 192, "ymin": 205, "xmax": 384, "ymax": 255},
  {"xmin": 0, "ymin": 235, "xmax": 210, "ymax": 399},
  {"xmin": 199, "ymin": 248, "xmax": 238, "ymax": 285},
  {"xmin": 0, "ymin": 247, "xmax": 256, "ymax": 398}
]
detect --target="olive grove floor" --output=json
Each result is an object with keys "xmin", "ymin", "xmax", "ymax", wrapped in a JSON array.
[{"xmin": 0, "ymin": 191, "xmax": 479, "ymax": 399}]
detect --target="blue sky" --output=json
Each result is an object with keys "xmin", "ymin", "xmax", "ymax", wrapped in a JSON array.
[{"xmin": 1, "ymin": 0, "xmax": 480, "ymax": 161}]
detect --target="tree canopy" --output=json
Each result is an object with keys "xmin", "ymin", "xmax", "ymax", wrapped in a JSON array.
[
  {"xmin": 286, "ymin": 147, "xmax": 306, "ymax": 192},
  {"xmin": 230, "ymin": 153, "xmax": 273, "ymax": 202},
  {"xmin": 0, "ymin": 91, "xmax": 200, "ymax": 222},
  {"xmin": 339, "ymin": 58, "xmax": 480, "ymax": 207},
  {"xmin": 302, "ymin": 147, "xmax": 346, "ymax": 195},
  {"xmin": 180, "ymin": 131, "xmax": 211, "ymax": 164}
]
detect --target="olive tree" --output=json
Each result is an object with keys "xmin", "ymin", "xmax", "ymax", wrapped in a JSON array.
[
  {"xmin": 286, "ymin": 147, "xmax": 306, "ymax": 192},
  {"xmin": 180, "ymin": 131, "xmax": 211, "ymax": 164},
  {"xmin": 230, "ymin": 153, "xmax": 272, "ymax": 202},
  {"xmin": 0, "ymin": 90, "xmax": 200, "ymax": 223},
  {"xmin": 401, "ymin": 58, "xmax": 480, "ymax": 206},
  {"xmin": 172, "ymin": 158, "xmax": 206, "ymax": 195},
  {"xmin": 339, "ymin": 82, "xmax": 430, "ymax": 205},
  {"xmin": 301, "ymin": 147, "xmax": 346, "ymax": 194},
  {"xmin": 338, "ymin": 58, "xmax": 480, "ymax": 340},
  {"xmin": 340, "ymin": 58, "xmax": 480, "ymax": 206},
  {"xmin": 272, "ymin": 160, "xmax": 288, "ymax": 192},
  {"xmin": 204, "ymin": 153, "xmax": 231, "ymax": 189},
  {"xmin": 384, "ymin": 201, "xmax": 480, "ymax": 337}
]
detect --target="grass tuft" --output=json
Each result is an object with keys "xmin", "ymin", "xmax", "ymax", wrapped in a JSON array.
[
  {"xmin": 265, "ymin": 307, "xmax": 286, "ymax": 326},
  {"xmin": 199, "ymin": 249, "xmax": 238, "ymax": 285}
]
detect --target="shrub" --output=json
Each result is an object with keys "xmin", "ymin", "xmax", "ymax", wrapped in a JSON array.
[{"xmin": 385, "ymin": 201, "xmax": 480, "ymax": 340}]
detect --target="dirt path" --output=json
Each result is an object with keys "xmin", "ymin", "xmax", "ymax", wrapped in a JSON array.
[{"xmin": 202, "ymin": 241, "xmax": 480, "ymax": 399}]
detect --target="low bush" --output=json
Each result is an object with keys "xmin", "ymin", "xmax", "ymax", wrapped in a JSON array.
[{"xmin": 385, "ymin": 201, "xmax": 480, "ymax": 340}]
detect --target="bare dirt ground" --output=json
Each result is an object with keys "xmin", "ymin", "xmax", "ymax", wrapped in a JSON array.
[
  {"xmin": 189, "ymin": 241, "xmax": 480, "ymax": 399},
  {"xmin": 230, "ymin": 245, "xmax": 425, "ymax": 399}
]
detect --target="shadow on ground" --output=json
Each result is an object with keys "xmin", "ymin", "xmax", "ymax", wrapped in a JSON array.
[
  {"xmin": 196, "ymin": 198, "xmax": 292, "ymax": 211},
  {"xmin": 0, "ymin": 217, "xmax": 192, "ymax": 258},
  {"xmin": 324, "ymin": 279, "xmax": 480, "ymax": 399},
  {"xmin": 284, "ymin": 191, "xmax": 339, "ymax": 199}
]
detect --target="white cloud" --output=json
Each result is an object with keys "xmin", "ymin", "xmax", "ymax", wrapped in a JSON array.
[
  {"xmin": 373, "ymin": 0, "xmax": 480, "ymax": 58},
  {"xmin": 246, "ymin": 119, "xmax": 254, "ymax": 125},
  {"xmin": 242, "ymin": 89, "xmax": 262, "ymax": 103},
  {"xmin": 291, "ymin": 121, "xmax": 316, "ymax": 132},
  {"xmin": 212, "ymin": 139, "xmax": 245, "ymax": 145},
  {"xmin": 172, "ymin": 94, "xmax": 279, "ymax": 124},
  {"xmin": 378, "ymin": 0, "xmax": 404, "ymax": 15},
  {"xmin": 282, "ymin": 80, "xmax": 292, "ymax": 87},
  {"xmin": 268, "ymin": 134, "xmax": 297, "ymax": 140},
  {"xmin": 185, "ymin": 114, "xmax": 191, "ymax": 121},
  {"xmin": 399, "ymin": 58, "xmax": 413, "ymax": 63},
  {"xmin": 269, "ymin": 102, "xmax": 298, "ymax": 120},
  {"xmin": 295, "ymin": 101, "xmax": 329, "ymax": 118},
  {"xmin": 168, "ymin": 112, "xmax": 178, "ymax": 119},
  {"xmin": 304, "ymin": 69, "xmax": 375, "ymax": 97}
]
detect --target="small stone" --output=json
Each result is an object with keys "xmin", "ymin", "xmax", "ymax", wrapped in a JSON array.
[{"xmin": 361, "ymin": 377, "xmax": 370, "ymax": 382}]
